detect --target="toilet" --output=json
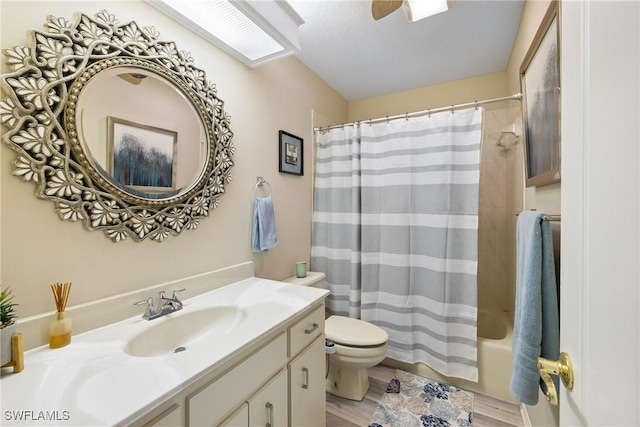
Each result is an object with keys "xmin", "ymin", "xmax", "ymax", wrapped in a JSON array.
[{"xmin": 284, "ymin": 271, "xmax": 388, "ymax": 401}]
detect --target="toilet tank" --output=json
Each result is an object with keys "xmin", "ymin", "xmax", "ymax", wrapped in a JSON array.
[{"xmin": 283, "ymin": 271, "xmax": 326, "ymax": 289}]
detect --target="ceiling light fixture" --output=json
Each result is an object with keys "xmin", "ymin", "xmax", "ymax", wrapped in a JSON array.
[
  {"xmin": 402, "ymin": 0, "xmax": 449, "ymax": 22},
  {"xmin": 146, "ymin": 0, "xmax": 304, "ymax": 68},
  {"xmin": 372, "ymin": 0, "xmax": 449, "ymax": 22}
]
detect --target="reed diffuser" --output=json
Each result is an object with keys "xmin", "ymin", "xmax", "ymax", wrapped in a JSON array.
[{"xmin": 49, "ymin": 282, "xmax": 72, "ymax": 349}]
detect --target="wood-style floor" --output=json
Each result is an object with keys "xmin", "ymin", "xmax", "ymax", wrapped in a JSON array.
[{"xmin": 326, "ymin": 364, "xmax": 524, "ymax": 427}]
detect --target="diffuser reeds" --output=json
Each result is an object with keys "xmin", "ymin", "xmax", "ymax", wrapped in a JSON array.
[
  {"xmin": 49, "ymin": 282, "xmax": 72, "ymax": 349},
  {"xmin": 50, "ymin": 282, "xmax": 72, "ymax": 313}
]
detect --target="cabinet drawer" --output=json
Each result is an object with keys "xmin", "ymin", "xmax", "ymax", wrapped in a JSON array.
[
  {"xmin": 187, "ymin": 333, "xmax": 287, "ymax": 426},
  {"xmin": 289, "ymin": 305, "xmax": 324, "ymax": 358}
]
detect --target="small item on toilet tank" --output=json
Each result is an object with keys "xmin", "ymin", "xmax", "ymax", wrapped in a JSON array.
[{"xmin": 295, "ymin": 261, "xmax": 307, "ymax": 278}]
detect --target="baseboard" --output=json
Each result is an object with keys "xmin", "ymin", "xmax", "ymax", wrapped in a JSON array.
[
  {"xmin": 521, "ymin": 403, "xmax": 532, "ymax": 427},
  {"xmin": 15, "ymin": 261, "xmax": 254, "ymax": 351}
]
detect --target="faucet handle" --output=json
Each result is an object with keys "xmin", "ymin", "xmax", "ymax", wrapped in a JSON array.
[
  {"xmin": 134, "ymin": 297, "xmax": 156, "ymax": 319},
  {"xmin": 134, "ymin": 297, "xmax": 154, "ymax": 307},
  {"xmin": 171, "ymin": 288, "xmax": 187, "ymax": 300}
]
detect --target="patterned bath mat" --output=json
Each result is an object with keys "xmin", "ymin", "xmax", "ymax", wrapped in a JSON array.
[{"xmin": 368, "ymin": 369, "xmax": 474, "ymax": 427}]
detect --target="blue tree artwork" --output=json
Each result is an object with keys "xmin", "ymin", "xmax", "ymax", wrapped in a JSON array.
[{"xmin": 110, "ymin": 119, "xmax": 177, "ymax": 192}]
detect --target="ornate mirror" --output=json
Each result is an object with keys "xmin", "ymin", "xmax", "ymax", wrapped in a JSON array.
[{"xmin": 0, "ymin": 10, "xmax": 234, "ymax": 242}]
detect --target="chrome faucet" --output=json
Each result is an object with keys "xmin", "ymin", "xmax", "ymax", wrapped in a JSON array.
[
  {"xmin": 134, "ymin": 288, "xmax": 187, "ymax": 320},
  {"xmin": 159, "ymin": 288, "xmax": 187, "ymax": 311}
]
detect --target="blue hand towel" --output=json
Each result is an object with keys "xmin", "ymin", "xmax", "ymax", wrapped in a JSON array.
[
  {"xmin": 509, "ymin": 211, "xmax": 560, "ymax": 405},
  {"xmin": 251, "ymin": 196, "xmax": 277, "ymax": 252}
]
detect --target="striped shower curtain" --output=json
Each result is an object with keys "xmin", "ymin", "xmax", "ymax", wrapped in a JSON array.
[{"xmin": 312, "ymin": 108, "xmax": 483, "ymax": 381}]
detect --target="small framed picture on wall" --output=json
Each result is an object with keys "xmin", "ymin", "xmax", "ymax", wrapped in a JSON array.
[{"xmin": 278, "ymin": 130, "xmax": 303, "ymax": 176}]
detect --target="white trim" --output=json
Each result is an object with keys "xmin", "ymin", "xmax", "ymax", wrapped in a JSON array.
[{"xmin": 520, "ymin": 403, "xmax": 532, "ymax": 427}]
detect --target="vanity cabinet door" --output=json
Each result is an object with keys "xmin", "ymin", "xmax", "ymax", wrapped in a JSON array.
[
  {"xmin": 219, "ymin": 403, "xmax": 248, "ymax": 427},
  {"xmin": 248, "ymin": 369, "xmax": 288, "ymax": 427},
  {"xmin": 142, "ymin": 403, "xmax": 183, "ymax": 427},
  {"xmin": 288, "ymin": 336, "xmax": 326, "ymax": 427},
  {"xmin": 188, "ymin": 333, "xmax": 287, "ymax": 426}
]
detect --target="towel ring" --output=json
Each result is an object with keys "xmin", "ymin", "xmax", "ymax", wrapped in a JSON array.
[{"xmin": 255, "ymin": 176, "xmax": 272, "ymax": 198}]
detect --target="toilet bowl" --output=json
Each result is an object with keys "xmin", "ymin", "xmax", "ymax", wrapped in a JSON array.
[
  {"xmin": 284, "ymin": 272, "xmax": 389, "ymax": 401},
  {"xmin": 324, "ymin": 315, "xmax": 388, "ymax": 401}
]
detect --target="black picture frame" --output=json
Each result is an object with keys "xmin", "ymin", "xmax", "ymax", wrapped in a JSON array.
[
  {"xmin": 520, "ymin": 0, "xmax": 561, "ymax": 187},
  {"xmin": 278, "ymin": 130, "xmax": 303, "ymax": 176}
]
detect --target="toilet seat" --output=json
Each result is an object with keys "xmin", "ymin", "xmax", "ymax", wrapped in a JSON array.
[{"xmin": 325, "ymin": 315, "xmax": 388, "ymax": 347}]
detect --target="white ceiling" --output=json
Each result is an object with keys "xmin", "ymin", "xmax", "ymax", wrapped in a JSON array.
[{"xmin": 288, "ymin": 0, "xmax": 525, "ymax": 101}]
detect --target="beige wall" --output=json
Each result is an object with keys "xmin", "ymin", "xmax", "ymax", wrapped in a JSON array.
[
  {"xmin": 348, "ymin": 71, "xmax": 510, "ymax": 122},
  {"xmin": 0, "ymin": 1, "xmax": 347, "ymax": 318}
]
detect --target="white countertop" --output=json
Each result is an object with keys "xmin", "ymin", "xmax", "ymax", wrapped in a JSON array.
[{"xmin": 0, "ymin": 277, "xmax": 328, "ymax": 426}]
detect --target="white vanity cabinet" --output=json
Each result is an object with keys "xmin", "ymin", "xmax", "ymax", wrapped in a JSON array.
[
  {"xmin": 134, "ymin": 302, "xmax": 327, "ymax": 427},
  {"xmin": 141, "ymin": 404, "xmax": 183, "ymax": 427},
  {"xmin": 287, "ymin": 305, "xmax": 326, "ymax": 427},
  {"xmin": 3, "ymin": 276, "xmax": 329, "ymax": 427},
  {"xmin": 187, "ymin": 333, "xmax": 287, "ymax": 426},
  {"xmin": 247, "ymin": 369, "xmax": 288, "ymax": 427},
  {"xmin": 219, "ymin": 404, "xmax": 248, "ymax": 427},
  {"xmin": 289, "ymin": 336, "xmax": 326, "ymax": 427},
  {"xmin": 219, "ymin": 369, "xmax": 287, "ymax": 427}
]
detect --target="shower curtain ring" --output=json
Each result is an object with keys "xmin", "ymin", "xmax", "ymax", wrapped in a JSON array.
[
  {"xmin": 386, "ymin": 115, "xmax": 389, "ymax": 124},
  {"xmin": 405, "ymin": 112, "xmax": 409, "ymax": 121},
  {"xmin": 475, "ymin": 101, "xmax": 479, "ymax": 110},
  {"xmin": 451, "ymin": 105, "xmax": 454, "ymax": 114},
  {"xmin": 369, "ymin": 118, "xmax": 372, "ymax": 126}
]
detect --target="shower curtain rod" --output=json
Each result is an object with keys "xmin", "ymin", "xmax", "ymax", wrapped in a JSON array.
[{"xmin": 314, "ymin": 93, "xmax": 522, "ymax": 132}]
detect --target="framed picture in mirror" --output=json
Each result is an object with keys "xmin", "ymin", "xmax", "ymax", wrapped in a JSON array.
[
  {"xmin": 520, "ymin": 0, "xmax": 561, "ymax": 187},
  {"xmin": 279, "ymin": 130, "xmax": 303, "ymax": 176},
  {"xmin": 108, "ymin": 117, "xmax": 178, "ymax": 193}
]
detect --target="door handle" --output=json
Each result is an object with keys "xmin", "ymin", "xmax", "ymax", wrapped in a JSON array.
[{"xmin": 538, "ymin": 352, "xmax": 574, "ymax": 405}]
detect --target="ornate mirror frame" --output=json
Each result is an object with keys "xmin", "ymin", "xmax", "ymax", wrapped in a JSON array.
[{"xmin": 0, "ymin": 10, "xmax": 234, "ymax": 242}]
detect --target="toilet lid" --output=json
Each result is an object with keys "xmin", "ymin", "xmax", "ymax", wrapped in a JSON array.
[{"xmin": 325, "ymin": 316, "xmax": 389, "ymax": 346}]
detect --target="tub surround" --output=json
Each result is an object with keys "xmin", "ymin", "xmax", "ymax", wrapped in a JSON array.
[{"xmin": 0, "ymin": 276, "xmax": 329, "ymax": 426}]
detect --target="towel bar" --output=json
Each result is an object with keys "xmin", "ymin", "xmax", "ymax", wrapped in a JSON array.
[
  {"xmin": 515, "ymin": 211, "xmax": 561, "ymax": 222},
  {"xmin": 538, "ymin": 352, "xmax": 574, "ymax": 405},
  {"xmin": 255, "ymin": 176, "xmax": 272, "ymax": 197}
]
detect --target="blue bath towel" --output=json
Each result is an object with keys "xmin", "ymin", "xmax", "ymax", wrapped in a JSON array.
[
  {"xmin": 251, "ymin": 196, "xmax": 277, "ymax": 252},
  {"xmin": 510, "ymin": 211, "xmax": 560, "ymax": 405}
]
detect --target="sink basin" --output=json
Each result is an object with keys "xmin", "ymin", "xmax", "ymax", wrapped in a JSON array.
[{"xmin": 125, "ymin": 306, "xmax": 247, "ymax": 357}]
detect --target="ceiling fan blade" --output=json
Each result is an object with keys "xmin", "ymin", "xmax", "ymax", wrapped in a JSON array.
[{"xmin": 372, "ymin": 0, "xmax": 403, "ymax": 20}]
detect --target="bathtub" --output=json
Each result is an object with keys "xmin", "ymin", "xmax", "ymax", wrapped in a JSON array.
[{"xmin": 384, "ymin": 309, "xmax": 516, "ymax": 402}]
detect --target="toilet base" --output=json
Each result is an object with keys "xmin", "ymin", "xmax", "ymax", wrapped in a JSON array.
[{"xmin": 326, "ymin": 363, "xmax": 370, "ymax": 401}]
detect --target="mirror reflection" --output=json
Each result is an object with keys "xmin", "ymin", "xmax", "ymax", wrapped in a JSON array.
[
  {"xmin": 76, "ymin": 67, "xmax": 207, "ymax": 199},
  {"xmin": 1, "ymin": 9, "xmax": 234, "ymax": 242}
]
